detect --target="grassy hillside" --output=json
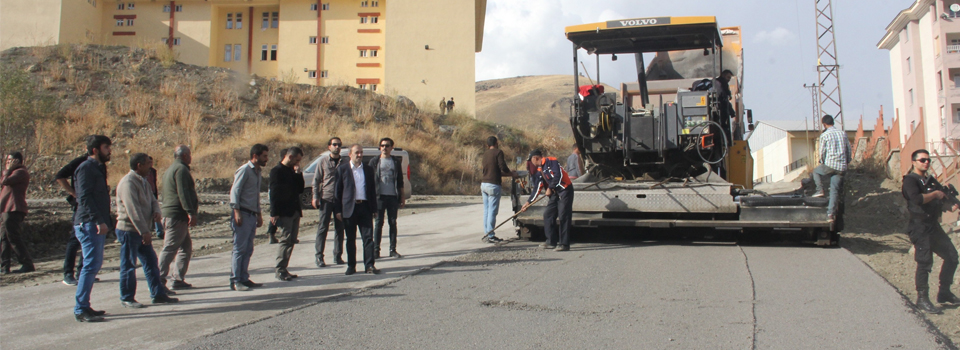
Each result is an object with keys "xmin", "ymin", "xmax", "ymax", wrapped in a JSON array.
[
  {"xmin": 475, "ymin": 75, "xmax": 618, "ymax": 138},
  {"xmin": 0, "ymin": 44, "xmax": 565, "ymax": 196}
]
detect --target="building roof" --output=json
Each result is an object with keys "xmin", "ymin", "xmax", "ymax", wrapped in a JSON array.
[{"xmin": 877, "ymin": 0, "xmax": 933, "ymax": 50}]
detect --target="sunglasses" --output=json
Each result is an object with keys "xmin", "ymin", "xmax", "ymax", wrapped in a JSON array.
[
  {"xmin": 330, "ymin": 143, "xmax": 341, "ymax": 147},
  {"xmin": 916, "ymin": 158, "xmax": 931, "ymax": 163}
]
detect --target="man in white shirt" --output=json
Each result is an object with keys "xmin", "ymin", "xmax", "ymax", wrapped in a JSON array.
[{"xmin": 334, "ymin": 145, "xmax": 380, "ymax": 275}]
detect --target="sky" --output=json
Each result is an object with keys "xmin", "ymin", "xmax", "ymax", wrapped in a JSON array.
[{"xmin": 475, "ymin": 0, "xmax": 907, "ymax": 129}]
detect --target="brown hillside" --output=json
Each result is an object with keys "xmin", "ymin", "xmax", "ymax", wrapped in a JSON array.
[
  {"xmin": 475, "ymin": 75, "xmax": 618, "ymax": 138},
  {"xmin": 0, "ymin": 44, "xmax": 564, "ymax": 196}
]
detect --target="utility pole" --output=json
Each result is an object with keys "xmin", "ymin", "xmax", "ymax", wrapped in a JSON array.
[
  {"xmin": 804, "ymin": 83, "xmax": 820, "ymax": 164},
  {"xmin": 815, "ymin": 0, "xmax": 845, "ymax": 131}
]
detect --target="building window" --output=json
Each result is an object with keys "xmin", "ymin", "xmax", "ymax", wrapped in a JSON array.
[
  {"xmin": 955, "ymin": 107, "xmax": 960, "ymax": 123},
  {"xmin": 358, "ymin": 84, "xmax": 367, "ymax": 90},
  {"xmin": 227, "ymin": 13, "xmax": 233, "ymax": 29},
  {"xmin": 321, "ymin": 70, "xmax": 328, "ymax": 78},
  {"xmin": 116, "ymin": 19, "xmax": 125, "ymax": 27},
  {"xmin": 225, "ymin": 45, "xmax": 232, "ymax": 62},
  {"xmin": 162, "ymin": 37, "xmax": 181, "ymax": 46},
  {"xmin": 175, "ymin": 5, "xmax": 182, "ymax": 12},
  {"xmin": 163, "ymin": 5, "xmax": 170, "ymax": 12},
  {"xmin": 910, "ymin": 88, "xmax": 915, "ymax": 106},
  {"xmin": 371, "ymin": 84, "xmax": 377, "ymax": 91},
  {"xmin": 372, "ymin": 1, "xmax": 379, "ymax": 7},
  {"xmin": 309, "ymin": 36, "xmax": 317, "ymax": 44},
  {"xmin": 261, "ymin": 44, "xmax": 268, "ymax": 61},
  {"xmin": 117, "ymin": 3, "xmax": 125, "ymax": 10},
  {"xmin": 359, "ymin": 50, "xmax": 367, "ymax": 57},
  {"xmin": 236, "ymin": 13, "xmax": 242, "ymax": 29},
  {"xmin": 262, "ymin": 12, "xmax": 269, "ymax": 29},
  {"xmin": 308, "ymin": 70, "xmax": 317, "ymax": 78},
  {"xmin": 127, "ymin": 3, "xmax": 134, "ymax": 10},
  {"xmin": 360, "ymin": 17, "xmax": 368, "ymax": 24},
  {"xmin": 311, "ymin": 3, "xmax": 318, "ymax": 11},
  {"xmin": 939, "ymin": 71, "xmax": 944, "ymax": 91},
  {"xmin": 270, "ymin": 44, "xmax": 278, "ymax": 61},
  {"xmin": 271, "ymin": 12, "xmax": 279, "ymax": 28},
  {"xmin": 907, "ymin": 57, "xmax": 912, "ymax": 74},
  {"xmin": 371, "ymin": 16, "xmax": 378, "ymax": 24},
  {"xmin": 361, "ymin": 0, "xmax": 369, "ymax": 7},
  {"xmin": 321, "ymin": 36, "xmax": 329, "ymax": 44},
  {"xmin": 234, "ymin": 44, "xmax": 242, "ymax": 61},
  {"xmin": 370, "ymin": 50, "xmax": 378, "ymax": 57},
  {"xmin": 127, "ymin": 19, "xmax": 134, "ymax": 26},
  {"xmin": 322, "ymin": 3, "xmax": 330, "ymax": 10}
]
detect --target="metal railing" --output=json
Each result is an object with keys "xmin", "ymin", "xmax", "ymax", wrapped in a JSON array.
[
  {"xmin": 753, "ymin": 174, "xmax": 773, "ymax": 185},
  {"xmin": 948, "ymin": 45, "xmax": 960, "ymax": 53},
  {"xmin": 783, "ymin": 157, "xmax": 808, "ymax": 176}
]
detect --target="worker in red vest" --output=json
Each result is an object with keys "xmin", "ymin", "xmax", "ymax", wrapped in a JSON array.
[{"xmin": 520, "ymin": 149, "xmax": 574, "ymax": 252}]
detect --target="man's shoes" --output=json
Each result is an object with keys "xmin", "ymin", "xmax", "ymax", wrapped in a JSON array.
[
  {"xmin": 483, "ymin": 236, "xmax": 503, "ymax": 244},
  {"xmin": 539, "ymin": 242, "xmax": 556, "ymax": 249},
  {"xmin": 162, "ymin": 286, "xmax": 177, "ymax": 295},
  {"xmin": 121, "ymin": 300, "xmax": 145, "ymax": 308},
  {"xmin": 63, "ymin": 274, "xmax": 78, "ymax": 286},
  {"xmin": 554, "ymin": 245, "xmax": 570, "ymax": 252},
  {"xmin": 316, "ymin": 257, "xmax": 326, "ymax": 268},
  {"xmin": 390, "ymin": 250, "xmax": 403, "ymax": 258},
  {"xmin": 0, "ymin": 267, "xmax": 9, "ymax": 275},
  {"xmin": 345, "ymin": 266, "xmax": 356, "ymax": 275},
  {"xmin": 152, "ymin": 295, "xmax": 179, "ymax": 304},
  {"xmin": 75, "ymin": 309, "xmax": 104, "ymax": 322},
  {"xmin": 269, "ymin": 235, "xmax": 278, "ymax": 244},
  {"xmin": 171, "ymin": 280, "xmax": 193, "ymax": 290},
  {"xmin": 94, "ymin": 277, "xmax": 100, "ymax": 282},
  {"xmin": 276, "ymin": 273, "xmax": 292, "ymax": 281},
  {"xmin": 365, "ymin": 266, "xmax": 381, "ymax": 274},
  {"xmin": 241, "ymin": 280, "xmax": 263, "ymax": 288},
  {"xmin": 86, "ymin": 308, "xmax": 106, "ymax": 316},
  {"xmin": 938, "ymin": 290, "xmax": 960, "ymax": 304},
  {"xmin": 812, "ymin": 192, "xmax": 825, "ymax": 198},
  {"xmin": 232, "ymin": 282, "xmax": 250, "ymax": 291},
  {"xmin": 375, "ymin": 250, "xmax": 381, "ymax": 259},
  {"xmin": 335, "ymin": 257, "xmax": 346, "ymax": 265},
  {"xmin": 15, "ymin": 264, "xmax": 35, "ymax": 273},
  {"xmin": 917, "ymin": 293, "xmax": 944, "ymax": 314},
  {"xmin": 294, "ymin": 239, "xmax": 300, "ymax": 244}
]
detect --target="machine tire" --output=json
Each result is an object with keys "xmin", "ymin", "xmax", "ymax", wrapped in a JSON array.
[{"xmin": 300, "ymin": 191, "xmax": 313, "ymax": 209}]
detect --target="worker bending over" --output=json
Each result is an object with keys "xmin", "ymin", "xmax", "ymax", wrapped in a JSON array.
[{"xmin": 520, "ymin": 150, "xmax": 574, "ymax": 252}]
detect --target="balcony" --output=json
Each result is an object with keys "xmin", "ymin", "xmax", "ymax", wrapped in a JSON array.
[{"xmin": 949, "ymin": 45, "xmax": 960, "ymax": 53}]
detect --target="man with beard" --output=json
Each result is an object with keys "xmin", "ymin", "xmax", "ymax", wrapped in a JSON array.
[
  {"xmin": 270, "ymin": 147, "xmax": 304, "ymax": 281},
  {"xmin": 72, "ymin": 135, "xmax": 113, "ymax": 322},
  {"xmin": 312, "ymin": 137, "xmax": 345, "ymax": 267},
  {"xmin": 334, "ymin": 145, "xmax": 380, "ymax": 275},
  {"xmin": 229, "ymin": 144, "xmax": 268, "ymax": 291}
]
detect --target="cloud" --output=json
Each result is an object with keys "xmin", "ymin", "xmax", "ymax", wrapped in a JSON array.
[
  {"xmin": 753, "ymin": 27, "xmax": 796, "ymax": 46},
  {"xmin": 596, "ymin": 9, "xmax": 626, "ymax": 22}
]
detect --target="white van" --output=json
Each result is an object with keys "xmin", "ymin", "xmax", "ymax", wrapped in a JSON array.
[{"xmin": 301, "ymin": 147, "xmax": 412, "ymax": 206}]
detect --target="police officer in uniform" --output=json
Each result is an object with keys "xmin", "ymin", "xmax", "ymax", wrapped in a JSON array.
[{"xmin": 903, "ymin": 149, "xmax": 960, "ymax": 314}]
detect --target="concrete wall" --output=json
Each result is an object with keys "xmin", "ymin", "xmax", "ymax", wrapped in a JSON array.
[
  {"xmin": 752, "ymin": 137, "xmax": 790, "ymax": 183},
  {"xmin": 384, "ymin": 0, "xmax": 479, "ymax": 115},
  {"xmin": 0, "ymin": 0, "xmax": 63, "ymax": 50},
  {"xmin": 60, "ymin": 0, "xmax": 102, "ymax": 45}
]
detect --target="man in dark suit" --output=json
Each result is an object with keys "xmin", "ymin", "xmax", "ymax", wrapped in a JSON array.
[{"xmin": 334, "ymin": 144, "xmax": 380, "ymax": 275}]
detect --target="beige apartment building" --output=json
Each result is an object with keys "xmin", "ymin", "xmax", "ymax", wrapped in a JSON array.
[
  {"xmin": 0, "ymin": 0, "xmax": 487, "ymax": 115},
  {"xmin": 879, "ymin": 0, "xmax": 960, "ymax": 153}
]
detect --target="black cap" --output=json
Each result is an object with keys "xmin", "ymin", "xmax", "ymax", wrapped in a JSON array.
[{"xmin": 528, "ymin": 149, "xmax": 543, "ymax": 161}]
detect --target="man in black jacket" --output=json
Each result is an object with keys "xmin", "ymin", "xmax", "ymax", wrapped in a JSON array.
[
  {"xmin": 369, "ymin": 137, "xmax": 404, "ymax": 259},
  {"xmin": 334, "ymin": 144, "xmax": 380, "ymax": 275},
  {"xmin": 55, "ymin": 154, "xmax": 92, "ymax": 286},
  {"xmin": 270, "ymin": 147, "xmax": 305, "ymax": 281},
  {"xmin": 903, "ymin": 149, "xmax": 960, "ymax": 314},
  {"xmin": 72, "ymin": 135, "xmax": 113, "ymax": 322}
]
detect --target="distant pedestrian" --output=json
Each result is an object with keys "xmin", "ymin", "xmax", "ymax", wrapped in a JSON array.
[
  {"xmin": 369, "ymin": 137, "xmax": 405, "ymax": 258},
  {"xmin": 159, "ymin": 145, "xmax": 199, "ymax": 291},
  {"xmin": 72, "ymin": 135, "xmax": 113, "ymax": 322},
  {"xmin": 812, "ymin": 114, "xmax": 851, "ymax": 221},
  {"xmin": 229, "ymin": 144, "xmax": 268, "ymax": 291},
  {"xmin": 270, "ymin": 146, "xmax": 305, "ymax": 281},
  {"xmin": 56, "ymin": 154, "xmax": 94, "ymax": 285},
  {"xmin": 480, "ymin": 136, "xmax": 517, "ymax": 243},
  {"xmin": 115, "ymin": 153, "xmax": 178, "ymax": 308},
  {"xmin": 521, "ymin": 149, "xmax": 574, "ymax": 252},
  {"xmin": 1, "ymin": 151, "xmax": 33, "ymax": 274},
  {"xmin": 266, "ymin": 148, "xmax": 288, "ymax": 244},
  {"xmin": 566, "ymin": 143, "xmax": 583, "ymax": 180},
  {"xmin": 334, "ymin": 144, "xmax": 380, "ymax": 275},
  {"xmin": 446, "ymin": 97, "xmax": 455, "ymax": 113},
  {"xmin": 313, "ymin": 137, "xmax": 345, "ymax": 267},
  {"xmin": 439, "ymin": 97, "xmax": 447, "ymax": 115}
]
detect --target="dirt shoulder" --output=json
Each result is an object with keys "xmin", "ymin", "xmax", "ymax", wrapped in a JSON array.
[{"xmin": 0, "ymin": 194, "xmax": 481, "ymax": 290}]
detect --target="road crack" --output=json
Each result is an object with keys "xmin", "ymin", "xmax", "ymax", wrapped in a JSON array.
[{"xmin": 738, "ymin": 245, "xmax": 758, "ymax": 350}]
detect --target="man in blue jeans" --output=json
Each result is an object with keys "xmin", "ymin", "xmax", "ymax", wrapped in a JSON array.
[
  {"xmin": 480, "ymin": 136, "xmax": 517, "ymax": 243},
  {"xmin": 116, "ymin": 154, "xmax": 179, "ymax": 308},
  {"xmin": 72, "ymin": 135, "xmax": 113, "ymax": 322},
  {"xmin": 812, "ymin": 115, "xmax": 851, "ymax": 221}
]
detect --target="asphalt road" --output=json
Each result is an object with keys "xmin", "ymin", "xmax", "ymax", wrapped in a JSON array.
[{"xmin": 181, "ymin": 238, "xmax": 953, "ymax": 349}]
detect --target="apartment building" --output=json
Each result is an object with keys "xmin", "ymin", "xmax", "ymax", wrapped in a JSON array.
[
  {"xmin": 0, "ymin": 0, "xmax": 487, "ymax": 115},
  {"xmin": 878, "ymin": 0, "xmax": 960, "ymax": 153}
]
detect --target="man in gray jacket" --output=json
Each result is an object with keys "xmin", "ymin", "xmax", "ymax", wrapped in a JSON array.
[
  {"xmin": 116, "ymin": 154, "xmax": 178, "ymax": 308},
  {"xmin": 159, "ymin": 145, "xmax": 199, "ymax": 291},
  {"xmin": 312, "ymin": 137, "xmax": 345, "ymax": 267},
  {"xmin": 229, "ymin": 144, "xmax": 268, "ymax": 291}
]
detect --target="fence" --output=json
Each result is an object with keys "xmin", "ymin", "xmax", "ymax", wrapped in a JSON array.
[{"xmin": 784, "ymin": 157, "xmax": 808, "ymax": 175}]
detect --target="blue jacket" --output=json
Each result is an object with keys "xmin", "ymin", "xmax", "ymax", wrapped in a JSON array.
[
  {"xmin": 527, "ymin": 157, "xmax": 572, "ymax": 203},
  {"xmin": 74, "ymin": 158, "xmax": 113, "ymax": 227}
]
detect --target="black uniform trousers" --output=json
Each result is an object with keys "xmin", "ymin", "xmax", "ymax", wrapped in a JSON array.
[
  {"xmin": 374, "ymin": 195, "xmax": 400, "ymax": 253},
  {"xmin": 909, "ymin": 219, "xmax": 959, "ymax": 293},
  {"xmin": 344, "ymin": 201, "xmax": 376, "ymax": 269},
  {"xmin": 543, "ymin": 187, "xmax": 574, "ymax": 246}
]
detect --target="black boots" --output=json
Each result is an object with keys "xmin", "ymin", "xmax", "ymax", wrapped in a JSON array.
[
  {"xmin": 938, "ymin": 288, "xmax": 960, "ymax": 304},
  {"xmin": 917, "ymin": 291, "xmax": 944, "ymax": 314}
]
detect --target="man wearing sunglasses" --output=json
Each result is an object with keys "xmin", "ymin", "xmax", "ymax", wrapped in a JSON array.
[
  {"xmin": 812, "ymin": 115, "xmax": 851, "ymax": 221},
  {"xmin": 903, "ymin": 149, "xmax": 960, "ymax": 314},
  {"xmin": 312, "ymin": 137, "xmax": 345, "ymax": 267},
  {"xmin": 369, "ymin": 138, "xmax": 404, "ymax": 259}
]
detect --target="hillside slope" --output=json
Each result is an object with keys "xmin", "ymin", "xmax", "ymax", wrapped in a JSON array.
[
  {"xmin": 475, "ymin": 75, "xmax": 618, "ymax": 137},
  {"xmin": 0, "ymin": 44, "xmax": 562, "ymax": 196}
]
